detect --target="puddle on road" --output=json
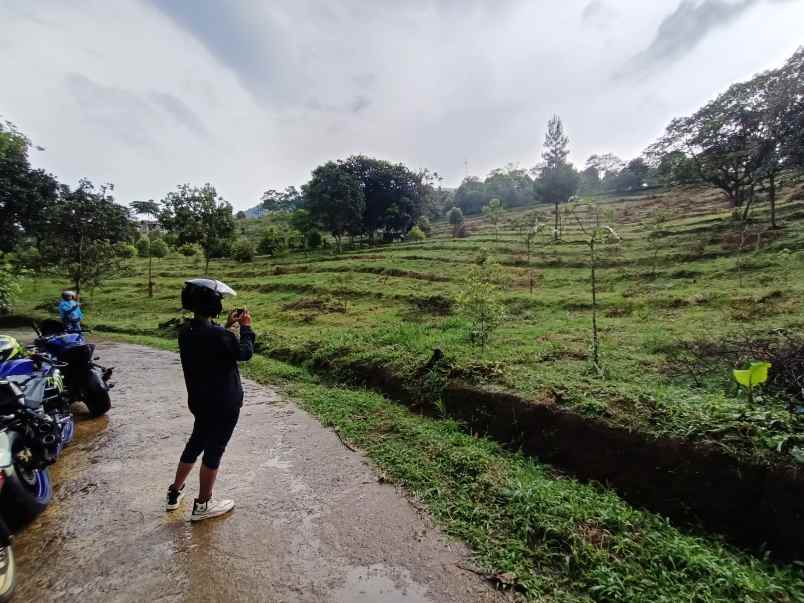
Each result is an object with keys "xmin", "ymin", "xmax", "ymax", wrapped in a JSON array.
[{"xmin": 331, "ymin": 564, "xmax": 433, "ymax": 603}]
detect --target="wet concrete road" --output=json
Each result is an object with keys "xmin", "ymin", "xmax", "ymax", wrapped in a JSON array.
[{"xmin": 11, "ymin": 337, "xmax": 510, "ymax": 603}]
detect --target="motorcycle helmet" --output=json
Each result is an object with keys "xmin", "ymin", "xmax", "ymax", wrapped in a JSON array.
[
  {"xmin": 181, "ymin": 278, "xmax": 237, "ymax": 317},
  {"xmin": 0, "ymin": 335, "xmax": 22, "ymax": 363}
]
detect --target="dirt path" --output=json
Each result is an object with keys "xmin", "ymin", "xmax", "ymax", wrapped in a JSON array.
[{"xmin": 10, "ymin": 336, "xmax": 510, "ymax": 603}]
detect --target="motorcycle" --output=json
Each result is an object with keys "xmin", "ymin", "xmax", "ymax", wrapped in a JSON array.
[
  {"xmin": 0, "ymin": 431, "xmax": 17, "ymax": 602},
  {"xmin": 0, "ymin": 380, "xmax": 56, "ymax": 531},
  {"xmin": 0, "ymin": 336, "xmax": 74, "ymax": 450},
  {"xmin": 32, "ymin": 320, "xmax": 113, "ymax": 417}
]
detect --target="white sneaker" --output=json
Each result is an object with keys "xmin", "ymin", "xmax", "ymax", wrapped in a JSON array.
[
  {"xmin": 190, "ymin": 497, "xmax": 235, "ymax": 522},
  {"xmin": 166, "ymin": 484, "xmax": 185, "ymax": 511}
]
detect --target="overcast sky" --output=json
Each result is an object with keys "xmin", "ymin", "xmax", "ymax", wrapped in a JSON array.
[{"xmin": 1, "ymin": 0, "xmax": 802, "ymax": 210}]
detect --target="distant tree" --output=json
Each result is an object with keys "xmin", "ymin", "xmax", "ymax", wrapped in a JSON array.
[
  {"xmin": 149, "ymin": 238, "xmax": 168, "ymax": 258},
  {"xmin": 536, "ymin": 115, "xmax": 579, "ymax": 240},
  {"xmin": 306, "ymin": 229, "xmax": 323, "ymax": 249},
  {"xmin": 579, "ymin": 165, "xmax": 601, "ymax": 194},
  {"xmin": 158, "ymin": 183, "xmax": 235, "ymax": 273},
  {"xmin": 482, "ymin": 198, "xmax": 504, "ymax": 241},
  {"xmin": 656, "ymin": 151, "xmax": 699, "ymax": 186},
  {"xmin": 447, "ymin": 207, "xmax": 464, "ymax": 238},
  {"xmin": 614, "ymin": 158, "xmax": 651, "ymax": 192},
  {"xmin": 257, "ymin": 226, "xmax": 287, "ymax": 256},
  {"xmin": 303, "ymin": 161, "xmax": 365, "ymax": 252},
  {"xmin": 131, "ymin": 200, "xmax": 161, "ymax": 296},
  {"xmin": 136, "ymin": 238, "xmax": 150, "ymax": 257},
  {"xmin": 261, "ymin": 186, "xmax": 301, "ymax": 213},
  {"xmin": 235, "ymin": 210, "xmax": 247, "ymax": 220},
  {"xmin": 454, "ymin": 176, "xmax": 491, "ymax": 214},
  {"xmin": 43, "ymin": 179, "xmax": 132, "ymax": 293}
]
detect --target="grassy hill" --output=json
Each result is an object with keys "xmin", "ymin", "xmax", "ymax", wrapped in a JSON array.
[{"xmin": 10, "ymin": 183, "xmax": 804, "ymax": 600}]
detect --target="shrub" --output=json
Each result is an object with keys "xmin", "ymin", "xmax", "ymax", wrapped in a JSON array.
[
  {"xmin": 306, "ymin": 229, "xmax": 323, "ymax": 249},
  {"xmin": 0, "ymin": 260, "xmax": 23, "ymax": 315},
  {"xmin": 135, "ymin": 238, "xmax": 150, "ymax": 257},
  {"xmin": 11, "ymin": 246, "xmax": 43, "ymax": 271},
  {"xmin": 417, "ymin": 215, "xmax": 431, "ymax": 234},
  {"xmin": 116, "ymin": 242, "xmax": 137, "ymax": 258},
  {"xmin": 178, "ymin": 243, "xmax": 199, "ymax": 257},
  {"xmin": 232, "ymin": 237, "xmax": 256, "ymax": 262},
  {"xmin": 407, "ymin": 225, "xmax": 426, "ymax": 241},
  {"xmin": 150, "ymin": 239, "xmax": 169, "ymax": 258},
  {"xmin": 456, "ymin": 262, "xmax": 507, "ymax": 351},
  {"xmin": 258, "ymin": 226, "xmax": 287, "ymax": 256}
]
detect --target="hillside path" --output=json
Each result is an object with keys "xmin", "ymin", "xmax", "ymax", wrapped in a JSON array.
[{"xmin": 11, "ymin": 334, "xmax": 509, "ymax": 603}]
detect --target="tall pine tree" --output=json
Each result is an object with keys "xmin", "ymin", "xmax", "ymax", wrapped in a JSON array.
[{"xmin": 537, "ymin": 115, "xmax": 578, "ymax": 240}]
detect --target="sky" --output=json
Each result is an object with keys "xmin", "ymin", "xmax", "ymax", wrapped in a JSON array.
[{"xmin": 1, "ymin": 0, "xmax": 802, "ymax": 211}]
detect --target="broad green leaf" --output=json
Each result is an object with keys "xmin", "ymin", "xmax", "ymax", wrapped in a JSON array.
[{"xmin": 733, "ymin": 361, "xmax": 771, "ymax": 388}]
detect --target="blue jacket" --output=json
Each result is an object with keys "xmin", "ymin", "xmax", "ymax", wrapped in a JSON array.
[{"xmin": 58, "ymin": 300, "xmax": 83, "ymax": 327}]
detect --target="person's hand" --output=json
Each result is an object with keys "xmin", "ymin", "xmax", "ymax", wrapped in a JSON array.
[
  {"xmin": 225, "ymin": 309, "xmax": 241, "ymax": 328},
  {"xmin": 239, "ymin": 309, "xmax": 252, "ymax": 327}
]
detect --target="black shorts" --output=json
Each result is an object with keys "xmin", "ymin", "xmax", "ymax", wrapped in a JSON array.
[{"xmin": 179, "ymin": 409, "xmax": 240, "ymax": 469}]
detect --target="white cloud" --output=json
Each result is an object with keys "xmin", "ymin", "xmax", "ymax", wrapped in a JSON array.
[{"xmin": 1, "ymin": 0, "xmax": 802, "ymax": 209}]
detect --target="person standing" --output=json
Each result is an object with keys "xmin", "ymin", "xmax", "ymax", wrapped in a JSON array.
[{"xmin": 165, "ymin": 278, "xmax": 256, "ymax": 521}]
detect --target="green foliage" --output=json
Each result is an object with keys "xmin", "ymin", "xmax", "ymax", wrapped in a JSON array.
[
  {"xmin": 257, "ymin": 226, "xmax": 288, "ymax": 256},
  {"xmin": 454, "ymin": 166, "xmax": 534, "ymax": 214},
  {"xmin": 158, "ymin": 183, "xmax": 235, "ymax": 268},
  {"xmin": 10, "ymin": 246, "xmax": 43, "ymax": 272},
  {"xmin": 407, "ymin": 225, "xmax": 426, "ymax": 241},
  {"xmin": 734, "ymin": 361, "xmax": 772, "ymax": 404},
  {"xmin": 456, "ymin": 262, "xmax": 507, "ymax": 350},
  {"xmin": 305, "ymin": 229, "xmax": 323, "ymax": 249},
  {"xmin": 232, "ymin": 237, "xmax": 256, "ymax": 262},
  {"xmin": 177, "ymin": 243, "xmax": 199, "ymax": 257},
  {"xmin": 149, "ymin": 239, "xmax": 168, "ymax": 258},
  {"xmin": 44, "ymin": 179, "xmax": 132, "ymax": 292},
  {"xmin": 0, "ymin": 258, "xmax": 23, "ymax": 314},
  {"xmin": 481, "ymin": 198, "xmax": 504, "ymax": 241},
  {"xmin": 447, "ymin": 206, "xmax": 464, "ymax": 238},
  {"xmin": 115, "ymin": 242, "xmax": 137, "ymax": 259},
  {"xmin": 304, "ymin": 161, "xmax": 365, "ymax": 250},
  {"xmin": 135, "ymin": 238, "xmax": 150, "ymax": 257}
]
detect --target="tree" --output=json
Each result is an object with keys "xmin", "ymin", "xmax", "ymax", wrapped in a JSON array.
[
  {"xmin": 481, "ymin": 198, "xmax": 504, "ymax": 241},
  {"xmin": 261, "ymin": 186, "xmax": 301, "ymax": 213},
  {"xmin": 447, "ymin": 207, "xmax": 464, "ymax": 238},
  {"xmin": 536, "ymin": 115, "xmax": 579, "ymax": 240},
  {"xmin": 567, "ymin": 202, "xmax": 620, "ymax": 371},
  {"xmin": 0, "ymin": 121, "xmax": 59, "ymax": 251},
  {"xmin": 303, "ymin": 161, "xmax": 365, "ymax": 252},
  {"xmin": 131, "ymin": 200, "xmax": 161, "ymax": 297},
  {"xmin": 456, "ymin": 262, "xmax": 507, "ymax": 352},
  {"xmin": 43, "ymin": 180, "xmax": 132, "ymax": 293},
  {"xmin": 407, "ymin": 225, "xmax": 426, "ymax": 241},
  {"xmin": 257, "ymin": 226, "xmax": 287, "ymax": 256},
  {"xmin": 656, "ymin": 151, "xmax": 699, "ymax": 186},
  {"xmin": 158, "ymin": 184, "xmax": 235, "ymax": 273}
]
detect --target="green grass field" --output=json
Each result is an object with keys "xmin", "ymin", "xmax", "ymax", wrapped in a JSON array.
[
  {"xmin": 10, "ymin": 183, "xmax": 804, "ymax": 600},
  {"xmin": 16, "ymin": 184, "xmax": 804, "ymax": 464}
]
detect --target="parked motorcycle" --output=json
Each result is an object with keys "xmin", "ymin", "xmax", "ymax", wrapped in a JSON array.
[
  {"xmin": 0, "ymin": 431, "xmax": 18, "ymax": 602},
  {"xmin": 0, "ymin": 336, "xmax": 74, "ymax": 449},
  {"xmin": 0, "ymin": 380, "xmax": 55, "ymax": 531},
  {"xmin": 32, "ymin": 320, "xmax": 113, "ymax": 417}
]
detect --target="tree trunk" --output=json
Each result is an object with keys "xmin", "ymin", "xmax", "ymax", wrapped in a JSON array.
[
  {"xmin": 147, "ymin": 254, "xmax": 153, "ymax": 298},
  {"xmin": 554, "ymin": 201, "xmax": 560, "ymax": 241},
  {"xmin": 769, "ymin": 174, "xmax": 777, "ymax": 229},
  {"xmin": 590, "ymin": 240, "xmax": 599, "ymax": 369}
]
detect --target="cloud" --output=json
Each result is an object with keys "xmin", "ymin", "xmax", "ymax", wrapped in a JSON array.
[
  {"xmin": 64, "ymin": 73, "xmax": 159, "ymax": 148},
  {"xmin": 149, "ymin": 92, "xmax": 209, "ymax": 138},
  {"xmin": 617, "ymin": 0, "xmax": 761, "ymax": 79},
  {"xmin": 582, "ymin": 1, "xmax": 618, "ymax": 27}
]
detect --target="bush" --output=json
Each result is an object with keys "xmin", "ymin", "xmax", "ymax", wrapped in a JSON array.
[
  {"xmin": 258, "ymin": 226, "xmax": 287, "ymax": 256},
  {"xmin": 417, "ymin": 215, "xmax": 431, "ymax": 234},
  {"xmin": 306, "ymin": 229, "xmax": 323, "ymax": 249},
  {"xmin": 150, "ymin": 239, "xmax": 169, "ymax": 258},
  {"xmin": 116, "ymin": 243, "xmax": 137, "ymax": 258},
  {"xmin": 11, "ymin": 246, "xmax": 43, "ymax": 271},
  {"xmin": 0, "ymin": 260, "xmax": 23, "ymax": 315},
  {"xmin": 232, "ymin": 237, "xmax": 256, "ymax": 262},
  {"xmin": 135, "ymin": 238, "xmax": 150, "ymax": 257},
  {"xmin": 407, "ymin": 225, "xmax": 426, "ymax": 241},
  {"xmin": 178, "ymin": 243, "xmax": 199, "ymax": 257}
]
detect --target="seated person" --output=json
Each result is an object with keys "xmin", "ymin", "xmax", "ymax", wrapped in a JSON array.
[{"xmin": 58, "ymin": 290, "xmax": 84, "ymax": 332}]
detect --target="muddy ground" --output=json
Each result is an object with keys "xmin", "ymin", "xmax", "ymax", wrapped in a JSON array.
[{"xmin": 9, "ymin": 333, "xmax": 511, "ymax": 603}]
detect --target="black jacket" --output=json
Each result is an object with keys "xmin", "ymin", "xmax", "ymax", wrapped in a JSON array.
[{"xmin": 178, "ymin": 319, "xmax": 255, "ymax": 415}]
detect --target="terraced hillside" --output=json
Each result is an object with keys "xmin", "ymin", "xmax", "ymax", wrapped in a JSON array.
[
  {"xmin": 10, "ymin": 183, "xmax": 804, "ymax": 600},
  {"xmin": 20, "ymin": 185, "xmax": 804, "ymax": 461}
]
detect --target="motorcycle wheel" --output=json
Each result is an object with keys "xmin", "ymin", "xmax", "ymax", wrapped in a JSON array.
[
  {"xmin": 84, "ymin": 370, "xmax": 111, "ymax": 417},
  {"xmin": 0, "ymin": 544, "xmax": 15, "ymax": 603},
  {"xmin": 0, "ymin": 432, "xmax": 52, "ymax": 530}
]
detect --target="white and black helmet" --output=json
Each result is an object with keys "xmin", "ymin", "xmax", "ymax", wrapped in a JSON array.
[{"xmin": 181, "ymin": 278, "xmax": 236, "ymax": 317}]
